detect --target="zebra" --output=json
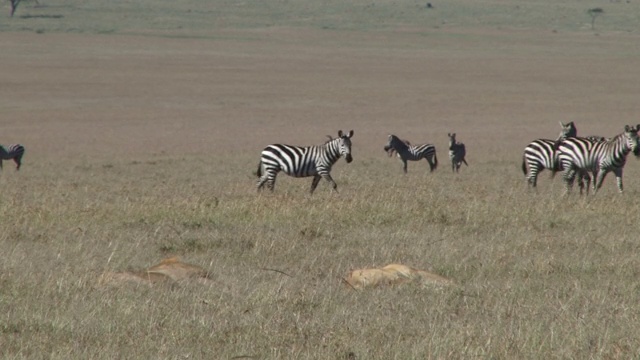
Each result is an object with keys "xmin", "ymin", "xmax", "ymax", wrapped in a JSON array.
[
  {"xmin": 447, "ymin": 132, "xmax": 468, "ymax": 173},
  {"xmin": 0, "ymin": 144, "xmax": 25, "ymax": 170},
  {"xmin": 383, "ymin": 135, "xmax": 437, "ymax": 173},
  {"xmin": 256, "ymin": 130, "xmax": 354, "ymax": 194},
  {"xmin": 522, "ymin": 121, "xmax": 577, "ymax": 188},
  {"xmin": 555, "ymin": 124, "xmax": 640, "ymax": 194}
]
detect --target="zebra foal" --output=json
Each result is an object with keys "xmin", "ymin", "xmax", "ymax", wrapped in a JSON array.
[
  {"xmin": 256, "ymin": 130, "xmax": 354, "ymax": 194},
  {"xmin": 447, "ymin": 133, "xmax": 467, "ymax": 173},
  {"xmin": 383, "ymin": 135, "xmax": 437, "ymax": 173},
  {"xmin": 0, "ymin": 144, "xmax": 25, "ymax": 170},
  {"xmin": 555, "ymin": 124, "xmax": 640, "ymax": 194}
]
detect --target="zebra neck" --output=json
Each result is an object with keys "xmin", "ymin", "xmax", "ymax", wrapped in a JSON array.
[{"xmin": 323, "ymin": 141, "xmax": 341, "ymax": 163}]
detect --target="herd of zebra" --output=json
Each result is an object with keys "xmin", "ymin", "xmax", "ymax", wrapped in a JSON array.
[
  {"xmin": 255, "ymin": 130, "xmax": 468, "ymax": 194},
  {"xmin": 4, "ymin": 123, "xmax": 636, "ymax": 196},
  {"xmin": 522, "ymin": 122, "xmax": 640, "ymax": 194},
  {"xmin": 255, "ymin": 122, "xmax": 640, "ymax": 195},
  {"xmin": 0, "ymin": 144, "xmax": 25, "ymax": 171}
]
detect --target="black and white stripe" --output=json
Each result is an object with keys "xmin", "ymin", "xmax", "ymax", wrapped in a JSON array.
[
  {"xmin": 256, "ymin": 130, "xmax": 354, "ymax": 194},
  {"xmin": 522, "ymin": 121, "xmax": 577, "ymax": 188},
  {"xmin": 0, "ymin": 144, "xmax": 25, "ymax": 170},
  {"xmin": 383, "ymin": 135, "xmax": 437, "ymax": 173},
  {"xmin": 447, "ymin": 132, "xmax": 468, "ymax": 173},
  {"xmin": 555, "ymin": 125, "xmax": 640, "ymax": 194}
]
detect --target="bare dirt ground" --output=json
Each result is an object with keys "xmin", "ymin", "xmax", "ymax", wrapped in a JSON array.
[{"xmin": 3, "ymin": 28, "xmax": 640, "ymax": 164}]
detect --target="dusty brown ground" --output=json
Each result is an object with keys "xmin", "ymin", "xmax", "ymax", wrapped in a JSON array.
[{"xmin": 3, "ymin": 28, "xmax": 640, "ymax": 165}]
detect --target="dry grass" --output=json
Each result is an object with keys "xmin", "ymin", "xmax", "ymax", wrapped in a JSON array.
[{"xmin": 2, "ymin": 0, "xmax": 640, "ymax": 358}]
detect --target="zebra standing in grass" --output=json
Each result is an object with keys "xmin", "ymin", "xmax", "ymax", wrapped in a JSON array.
[
  {"xmin": 521, "ymin": 121, "xmax": 577, "ymax": 188},
  {"xmin": 256, "ymin": 130, "xmax": 354, "ymax": 194},
  {"xmin": 555, "ymin": 124, "xmax": 640, "ymax": 194},
  {"xmin": 0, "ymin": 144, "xmax": 25, "ymax": 170},
  {"xmin": 447, "ymin": 132, "xmax": 467, "ymax": 173},
  {"xmin": 383, "ymin": 135, "xmax": 437, "ymax": 173}
]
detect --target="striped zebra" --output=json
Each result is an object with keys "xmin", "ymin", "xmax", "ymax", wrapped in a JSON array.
[
  {"xmin": 522, "ymin": 121, "xmax": 577, "ymax": 188},
  {"xmin": 383, "ymin": 135, "xmax": 437, "ymax": 173},
  {"xmin": 256, "ymin": 130, "xmax": 354, "ymax": 194},
  {"xmin": 0, "ymin": 144, "xmax": 25, "ymax": 170},
  {"xmin": 555, "ymin": 124, "xmax": 640, "ymax": 194},
  {"xmin": 447, "ymin": 132, "xmax": 468, "ymax": 173}
]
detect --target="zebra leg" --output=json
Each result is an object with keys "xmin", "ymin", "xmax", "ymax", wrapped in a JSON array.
[
  {"xmin": 402, "ymin": 159, "xmax": 408, "ymax": 174},
  {"xmin": 583, "ymin": 173, "xmax": 591, "ymax": 195},
  {"xmin": 14, "ymin": 156, "xmax": 21, "ymax": 170},
  {"xmin": 563, "ymin": 169, "xmax": 575, "ymax": 195},
  {"xmin": 321, "ymin": 174, "xmax": 338, "ymax": 193},
  {"xmin": 257, "ymin": 171, "xmax": 276, "ymax": 192},
  {"xmin": 577, "ymin": 173, "xmax": 586, "ymax": 195},
  {"xmin": 426, "ymin": 157, "xmax": 436, "ymax": 172},
  {"xmin": 594, "ymin": 170, "xmax": 609, "ymax": 193},
  {"xmin": 528, "ymin": 167, "xmax": 538, "ymax": 188},
  {"xmin": 256, "ymin": 176, "xmax": 268, "ymax": 191},
  {"xmin": 614, "ymin": 168, "xmax": 624, "ymax": 193},
  {"xmin": 310, "ymin": 175, "xmax": 322, "ymax": 194}
]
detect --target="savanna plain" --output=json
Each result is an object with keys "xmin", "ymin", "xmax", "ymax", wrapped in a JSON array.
[{"xmin": 2, "ymin": 0, "xmax": 640, "ymax": 358}]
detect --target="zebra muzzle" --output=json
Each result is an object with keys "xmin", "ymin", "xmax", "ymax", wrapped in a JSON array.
[{"xmin": 345, "ymin": 154, "xmax": 353, "ymax": 163}]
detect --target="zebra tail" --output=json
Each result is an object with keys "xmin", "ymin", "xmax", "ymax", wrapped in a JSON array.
[
  {"xmin": 521, "ymin": 156, "xmax": 527, "ymax": 175},
  {"xmin": 256, "ymin": 161, "xmax": 262, "ymax": 177},
  {"xmin": 550, "ymin": 162, "xmax": 559, "ymax": 179},
  {"xmin": 433, "ymin": 153, "xmax": 438, "ymax": 169}
]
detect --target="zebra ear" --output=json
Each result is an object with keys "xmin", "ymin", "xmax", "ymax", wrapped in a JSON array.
[
  {"xmin": 625, "ymin": 125, "xmax": 631, "ymax": 132},
  {"xmin": 338, "ymin": 130, "xmax": 344, "ymax": 137},
  {"xmin": 348, "ymin": 130, "xmax": 354, "ymax": 138}
]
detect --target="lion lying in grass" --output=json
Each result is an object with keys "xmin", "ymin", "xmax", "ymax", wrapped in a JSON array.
[
  {"xmin": 98, "ymin": 257, "xmax": 212, "ymax": 286},
  {"xmin": 344, "ymin": 263, "xmax": 453, "ymax": 290}
]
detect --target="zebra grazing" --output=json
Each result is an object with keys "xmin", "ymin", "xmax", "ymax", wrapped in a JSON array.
[
  {"xmin": 555, "ymin": 124, "xmax": 640, "ymax": 194},
  {"xmin": 383, "ymin": 135, "xmax": 437, "ymax": 173},
  {"xmin": 0, "ymin": 144, "xmax": 25, "ymax": 170},
  {"xmin": 522, "ymin": 121, "xmax": 577, "ymax": 188},
  {"xmin": 256, "ymin": 130, "xmax": 354, "ymax": 194},
  {"xmin": 447, "ymin": 132, "xmax": 468, "ymax": 173}
]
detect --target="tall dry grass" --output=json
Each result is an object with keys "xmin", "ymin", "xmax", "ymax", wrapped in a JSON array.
[{"xmin": 1, "ymin": 149, "xmax": 640, "ymax": 358}]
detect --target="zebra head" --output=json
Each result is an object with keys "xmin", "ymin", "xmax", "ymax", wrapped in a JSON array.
[
  {"xmin": 384, "ymin": 135, "xmax": 411, "ymax": 157},
  {"xmin": 623, "ymin": 124, "xmax": 640, "ymax": 156},
  {"xmin": 336, "ymin": 130, "xmax": 354, "ymax": 163},
  {"xmin": 447, "ymin": 133, "xmax": 457, "ymax": 149},
  {"xmin": 558, "ymin": 121, "xmax": 577, "ymax": 140}
]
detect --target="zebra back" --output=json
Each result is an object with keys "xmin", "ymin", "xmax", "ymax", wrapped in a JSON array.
[{"xmin": 556, "ymin": 124, "xmax": 640, "ymax": 174}]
